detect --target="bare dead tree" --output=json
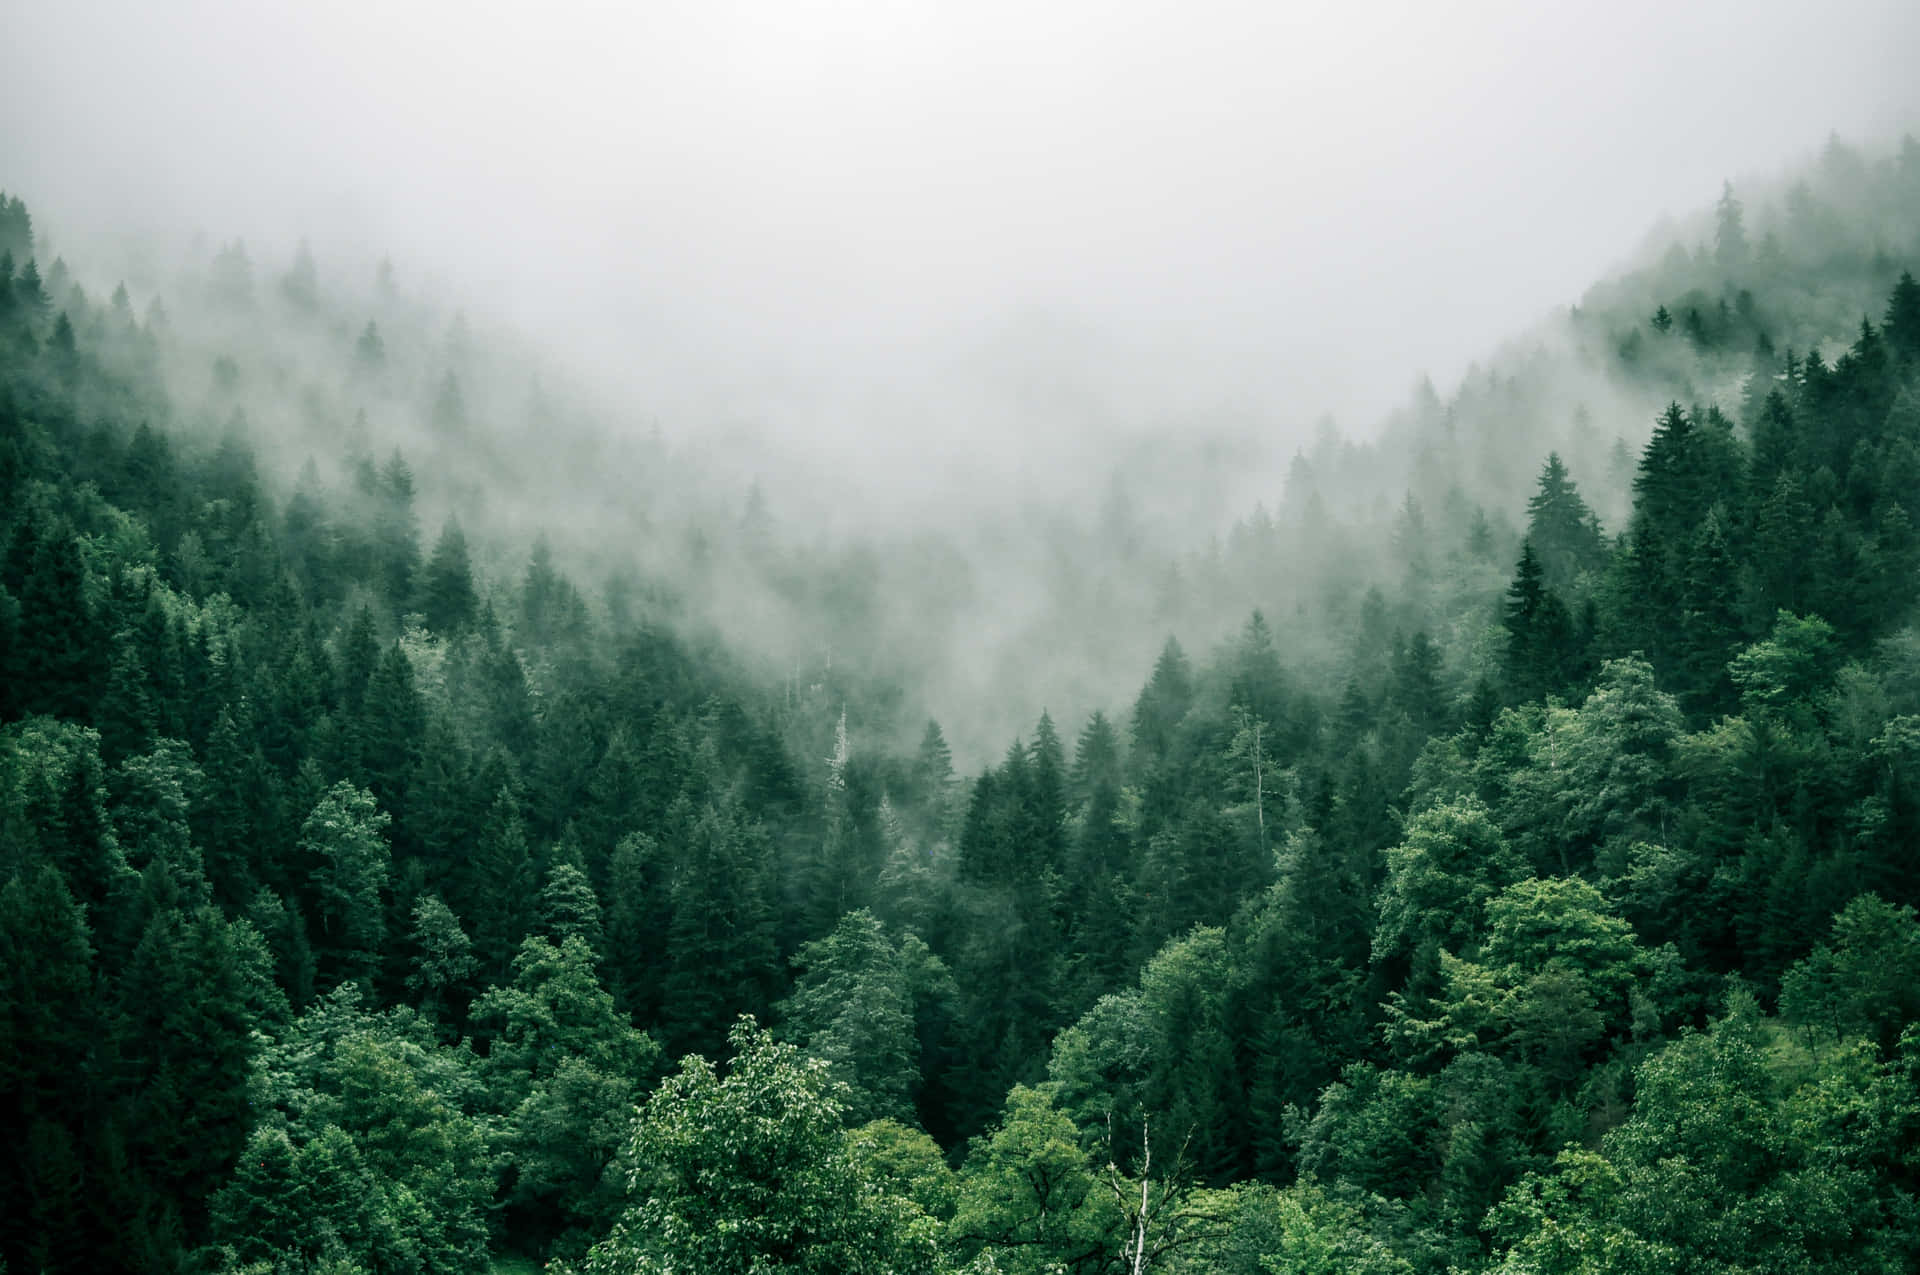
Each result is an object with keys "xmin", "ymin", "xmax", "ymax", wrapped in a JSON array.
[{"xmin": 1103, "ymin": 1116, "xmax": 1234, "ymax": 1274}]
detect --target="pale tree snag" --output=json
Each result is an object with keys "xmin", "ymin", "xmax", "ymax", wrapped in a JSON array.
[{"xmin": 1104, "ymin": 1117, "xmax": 1233, "ymax": 1273}]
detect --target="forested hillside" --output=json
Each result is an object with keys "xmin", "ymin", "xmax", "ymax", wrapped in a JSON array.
[{"xmin": 4, "ymin": 133, "xmax": 1920, "ymax": 1274}]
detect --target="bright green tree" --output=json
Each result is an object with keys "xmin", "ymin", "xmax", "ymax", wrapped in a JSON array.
[{"xmin": 574, "ymin": 1017, "xmax": 941, "ymax": 1275}]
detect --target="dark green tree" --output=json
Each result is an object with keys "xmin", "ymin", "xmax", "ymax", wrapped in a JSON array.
[
  {"xmin": 303, "ymin": 780, "xmax": 393, "ymax": 990},
  {"xmin": 420, "ymin": 517, "xmax": 478, "ymax": 634}
]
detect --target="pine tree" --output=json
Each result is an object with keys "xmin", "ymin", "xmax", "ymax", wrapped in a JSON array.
[
  {"xmin": 0, "ymin": 866, "xmax": 100, "ymax": 1273},
  {"xmin": 0, "ymin": 192, "xmax": 33, "ymax": 261},
  {"xmin": 537, "ymin": 857, "xmax": 605, "ymax": 954},
  {"xmin": 1524, "ymin": 453, "xmax": 1606, "ymax": 593},
  {"xmin": 1132, "ymin": 637, "xmax": 1192, "ymax": 767},
  {"xmin": 403, "ymin": 713, "xmax": 475, "ymax": 885},
  {"xmin": 96, "ymin": 628, "xmax": 156, "ymax": 765},
  {"xmin": 661, "ymin": 799, "xmax": 780, "ymax": 1059},
  {"xmin": 15, "ymin": 258, "xmax": 47, "ymax": 322},
  {"xmin": 1714, "ymin": 180, "xmax": 1749, "ymax": 270},
  {"xmin": 1231, "ymin": 609, "xmax": 1290, "ymax": 728},
  {"xmin": 373, "ymin": 450, "xmax": 420, "ymax": 611},
  {"xmin": 334, "ymin": 605, "xmax": 381, "ymax": 718},
  {"xmin": 420, "ymin": 517, "xmax": 477, "ymax": 634},
  {"xmin": 353, "ymin": 320, "xmax": 385, "ymax": 374},
  {"xmin": 1502, "ymin": 541, "xmax": 1573, "ymax": 703},
  {"xmin": 114, "ymin": 903, "xmax": 262, "ymax": 1241},
  {"xmin": 282, "ymin": 460, "xmax": 337, "ymax": 604},
  {"xmin": 1029, "ymin": 709, "xmax": 1068, "ymax": 866},
  {"xmin": 357, "ymin": 644, "xmax": 425, "ymax": 822},
  {"xmin": 1885, "ymin": 270, "xmax": 1920, "ymax": 361},
  {"xmin": 405, "ymin": 894, "xmax": 476, "ymax": 1025},
  {"xmin": 1750, "ymin": 470, "xmax": 1816, "ymax": 617},
  {"xmin": 469, "ymin": 784, "xmax": 535, "ymax": 979},
  {"xmin": 604, "ymin": 831, "xmax": 667, "ymax": 1020},
  {"xmin": 9, "ymin": 518, "xmax": 103, "ymax": 719},
  {"xmin": 302, "ymin": 781, "xmax": 392, "ymax": 991},
  {"xmin": 281, "ymin": 239, "xmax": 318, "ymax": 310},
  {"xmin": 1070, "ymin": 710, "xmax": 1123, "ymax": 806},
  {"xmin": 430, "ymin": 371, "xmax": 466, "ymax": 435},
  {"xmin": 1748, "ymin": 390, "xmax": 1802, "ymax": 496},
  {"xmin": 197, "ymin": 703, "xmax": 280, "ymax": 904},
  {"xmin": 1390, "ymin": 629, "xmax": 1449, "ymax": 735},
  {"xmin": 47, "ymin": 312, "xmax": 78, "ymax": 384},
  {"xmin": 910, "ymin": 717, "xmax": 955, "ymax": 821},
  {"xmin": 1679, "ymin": 506, "xmax": 1743, "ymax": 714}
]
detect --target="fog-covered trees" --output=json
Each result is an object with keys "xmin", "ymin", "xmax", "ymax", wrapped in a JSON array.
[{"xmin": 6, "ymin": 140, "xmax": 1920, "ymax": 1274}]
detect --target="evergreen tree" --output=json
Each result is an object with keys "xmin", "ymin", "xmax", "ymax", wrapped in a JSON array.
[
  {"xmin": 420, "ymin": 517, "xmax": 478, "ymax": 634},
  {"xmin": 776, "ymin": 909, "xmax": 928, "ymax": 1124},
  {"xmin": 604, "ymin": 831, "xmax": 667, "ymax": 1020},
  {"xmin": 1884, "ymin": 269, "xmax": 1920, "ymax": 360},
  {"xmin": 302, "ymin": 780, "xmax": 393, "ymax": 990},
  {"xmin": 1502, "ymin": 542, "xmax": 1573, "ymax": 702},
  {"xmin": 661, "ymin": 799, "xmax": 780, "ymax": 1059},
  {"xmin": 1679, "ymin": 505, "xmax": 1744, "ymax": 713},
  {"xmin": 405, "ymin": 894, "xmax": 476, "ymax": 1026},
  {"xmin": 353, "ymin": 319, "xmax": 386, "ymax": 374},
  {"xmin": 280, "ymin": 239, "xmax": 318, "ymax": 310},
  {"xmin": 373, "ymin": 450, "xmax": 421, "ymax": 610},
  {"xmin": 910, "ymin": 717, "xmax": 955, "ymax": 823},
  {"xmin": 0, "ymin": 866, "xmax": 99, "ymax": 1274},
  {"xmin": 114, "ymin": 902, "xmax": 263, "ymax": 1247},
  {"xmin": 9, "ymin": 518, "xmax": 102, "ymax": 719},
  {"xmin": 1523, "ymin": 453, "xmax": 1606, "ymax": 593},
  {"xmin": 1132, "ymin": 637, "xmax": 1192, "ymax": 767},
  {"xmin": 430, "ymin": 371, "xmax": 466, "ymax": 435},
  {"xmin": 1070, "ymin": 709, "xmax": 1124, "ymax": 805},
  {"xmin": 469, "ymin": 783, "xmax": 535, "ymax": 978},
  {"xmin": 1714, "ymin": 179, "xmax": 1749, "ymax": 270},
  {"xmin": 537, "ymin": 857, "xmax": 606, "ymax": 954}
]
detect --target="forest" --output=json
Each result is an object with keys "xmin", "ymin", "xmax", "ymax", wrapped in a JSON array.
[{"xmin": 3, "ymin": 133, "xmax": 1920, "ymax": 1274}]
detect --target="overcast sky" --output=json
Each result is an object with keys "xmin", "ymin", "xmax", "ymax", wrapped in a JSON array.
[{"xmin": 5, "ymin": 0, "xmax": 1919, "ymax": 448}]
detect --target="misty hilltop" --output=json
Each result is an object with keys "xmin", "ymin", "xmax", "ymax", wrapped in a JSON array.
[
  {"xmin": 9, "ymin": 133, "xmax": 1920, "ymax": 765},
  {"xmin": 5, "ymin": 33, "xmax": 1920, "ymax": 1274}
]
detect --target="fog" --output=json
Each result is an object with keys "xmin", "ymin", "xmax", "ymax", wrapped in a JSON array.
[
  {"xmin": 4, "ymin": 0, "xmax": 1919, "ymax": 763},
  {"xmin": 9, "ymin": 0, "xmax": 1918, "ymax": 452}
]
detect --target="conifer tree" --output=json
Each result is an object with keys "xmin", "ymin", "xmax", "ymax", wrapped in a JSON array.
[
  {"xmin": 1714, "ymin": 180, "xmax": 1749, "ymax": 269},
  {"xmin": 373, "ymin": 450, "xmax": 421, "ymax": 610},
  {"xmin": 431, "ymin": 371, "xmax": 466, "ymax": 435},
  {"xmin": 1502, "ymin": 542, "xmax": 1573, "ymax": 703},
  {"xmin": 1132, "ymin": 637, "xmax": 1192, "ymax": 767},
  {"xmin": 662, "ymin": 799, "xmax": 780, "ymax": 1060},
  {"xmin": 538, "ymin": 857, "xmax": 605, "ymax": 954},
  {"xmin": 470, "ymin": 783, "xmax": 535, "ymax": 978},
  {"xmin": 1030, "ymin": 710, "xmax": 1068, "ymax": 864},
  {"xmin": 1885, "ymin": 269, "xmax": 1920, "ymax": 360},
  {"xmin": 353, "ymin": 319, "xmax": 385, "ymax": 374},
  {"xmin": 302, "ymin": 781, "xmax": 392, "ymax": 990},
  {"xmin": 420, "ymin": 517, "xmax": 478, "ymax": 634},
  {"xmin": 910, "ymin": 717, "xmax": 955, "ymax": 821},
  {"xmin": 1679, "ymin": 506, "xmax": 1744, "ymax": 712},
  {"xmin": 357, "ymin": 644, "xmax": 424, "ymax": 821},
  {"xmin": 1524, "ymin": 453, "xmax": 1606, "ymax": 593},
  {"xmin": 604, "ymin": 831, "xmax": 667, "ymax": 1019},
  {"xmin": 9, "ymin": 518, "xmax": 102, "ymax": 719},
  {"xmin": 15, "ymin": 257, "xmax": 47, "ymax": 321},
  {"xmin": 0, "ymin": 866, "xmax": 99, "ymax": 1272},
  {"xmin": 1070, "ymin": 710, "xmax": 1123, "ymax": 806}
]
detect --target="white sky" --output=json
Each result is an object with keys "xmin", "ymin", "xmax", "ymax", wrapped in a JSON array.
[{"xmin": 5, "ymin": 0, "xmax": 1919, "ymax": 444}]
